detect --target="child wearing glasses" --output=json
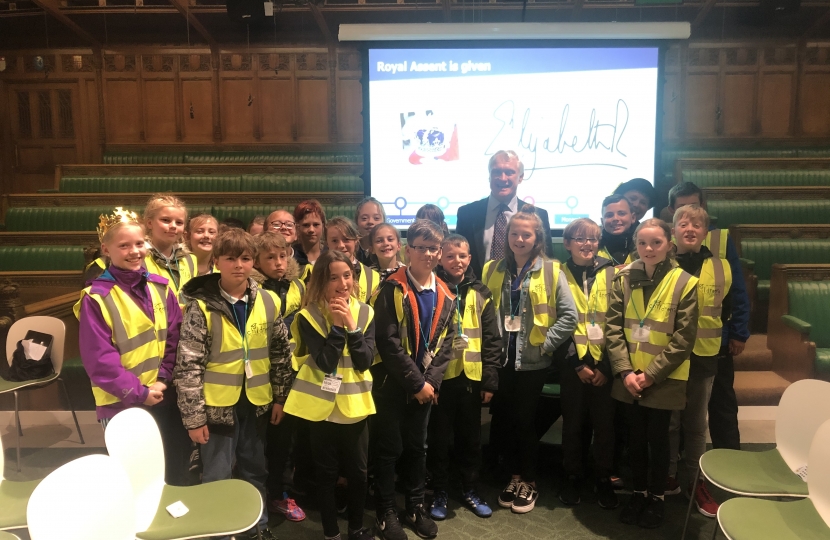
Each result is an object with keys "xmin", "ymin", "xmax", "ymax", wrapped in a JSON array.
[
  {"xmin": 481, "ymin": 206, "xmax": 577, "ymax": 514},
  {"xmin": 557, "ymin": 218, "xmax": 618, "ymax": 510},
  {"xmin": 371, "ymin": 219, "xmax": 456, "ymax": 540}
]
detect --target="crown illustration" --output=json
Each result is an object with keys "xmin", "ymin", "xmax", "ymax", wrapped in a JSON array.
[{"xmin": 97, "ymin": 207, "xmax": 140, "ymax": 243}]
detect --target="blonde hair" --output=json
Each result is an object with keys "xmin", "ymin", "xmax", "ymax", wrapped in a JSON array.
[
  {"xmin": 504, "ymin": 206, "xmax": 547, "ymax": 270},
  {"xmin": 355, "ymin": 197, "xmax": 387, "ymax": 224},
  {"xmin": 256, "ymin": 230, "xmax": 289, "ymax": 254},
  {"xmin": 102, "ymin": 221, "xmax": 144, "ymax": 245},
  {"xmin": 186, "ymin": 214, "xmax": 218, "ymax": 251},
  {"xmin": 143, "ymin": 193, "xmax": 188, "ymax": 223},
  {"xmin": 634, "ymin": 218, "xmax": 672, "ymax": 243},
  {"xmin": 562, "ymin": 218, "xmax": 601, "ymax": 241},
  {"xmin": 672, "ymin": 204, "xmax": 710, "ymax": 229},
  {"xmin": 325, "ymin": 216, "xmax": 361, "ymax": 243},
  {"xmin": 303, "ymin": 250, "xmax": 359, "ymax": 307}
]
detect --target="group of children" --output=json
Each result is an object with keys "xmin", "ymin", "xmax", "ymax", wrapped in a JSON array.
[{"xmin": 75, "ymin": 184, "xmax": 747, "ymax": 539}]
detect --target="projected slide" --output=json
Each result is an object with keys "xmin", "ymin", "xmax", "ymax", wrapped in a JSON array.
[{"xmin": 367, "ymin": 47, "xmax": 660, "ymax": 229}]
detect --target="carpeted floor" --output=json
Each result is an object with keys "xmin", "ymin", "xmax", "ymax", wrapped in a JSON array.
[{"xmin": 5, "ymin": 441, "xmax": 771, "ymax": 540}]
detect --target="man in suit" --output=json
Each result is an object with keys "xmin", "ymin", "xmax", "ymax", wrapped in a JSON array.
[{"xmin": 456, "ymin": 150, "xmax": 554, "ymax": 278}]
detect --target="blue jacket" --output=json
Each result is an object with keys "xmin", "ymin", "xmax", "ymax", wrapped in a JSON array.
[{"xmin": 722, "ymin": 233, "xmax": 751, "ymax": 345}]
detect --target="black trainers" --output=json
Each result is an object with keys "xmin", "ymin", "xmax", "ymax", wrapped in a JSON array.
[
  {"xmin": 559, "ymin": 476, "xmax": 581, "ymax": 506},
  {"xmin": 596, "ymin": 478, "xmax": 619, "ymax": 509},
  {"xmin": 619, "ymin": 492, "xmax": 648, "ymax": 525},
  {"xmin": 376, "ymin": 509, "xmax": 407, "ymax": 540},
  {"xmin": 498, "ymin": 477, "xmax": 521, "ymax": 508},
  {"xmin": 403, "ymin": 504, "xmax": 438, "ymax": 539},
  {"xmin": 511, "ymin": 482, "xmax": 539, "ymax": 514},
  {"xmin": 637, "ymin": 494, "xmax": 665, "ymax": 529},
  {"xmin": 348, "ymin": 527, "xmax": 375, "ymax": 540}
]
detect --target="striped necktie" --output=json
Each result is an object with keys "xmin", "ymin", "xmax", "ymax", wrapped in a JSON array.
[{"xmin": 490, "ymin": 204, "xmax": 508, "ymax": 261}]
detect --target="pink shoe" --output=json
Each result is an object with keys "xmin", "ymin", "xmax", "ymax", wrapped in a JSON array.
[
  {"xmin": 694, "ymin": 481, "xmax": 719, "ymax": 518},
  {"xmin": 268, "ymin": 493, "xmax": 306, "ymax": 522}
]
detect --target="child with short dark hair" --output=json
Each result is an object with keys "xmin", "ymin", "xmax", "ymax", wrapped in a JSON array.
[
  {"xmin": 427, "ymin": 233, "xmax": 501, "ymax": 520},
  {"xmin": 174, "ymin": 228, "xmax": 293, "ymax": 540},
  {"xmin": 372, "ymin": 219, "xmax": 456, "ymax": 540}
]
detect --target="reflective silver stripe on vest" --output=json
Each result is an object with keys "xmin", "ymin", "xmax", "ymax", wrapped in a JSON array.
[
  {"xmin": 624, "ymin": 317, "xmax": 674, "ymax": 334},
  {"xmin": 701, "ymin": 258, "xmax": 726, "ymax": 317},
  {"xmin": 247, "ymin": 372, "xmax": 270, "ymax": 389},
  {"xmin": 184, "ymin": 255, "xmax": 195, "ymax": 277},
  {"xmin": 259, "ymin": 290, "xmax": 276, "ymax": 338},
  {"xmin": 697, "ymin": 327, "xmax": 723, "ymax": 339},
  {"xmin": 292, "ymin": 378, "xmax": 335, "ymax": 402},
  {"xmin": 628, "ymin": 341, "xmax": 667, "ymax": 356},
  {"xmin": 709, "ymin": 230, "xmax": 722, "ymax": 258},
  {"xmin": 209, "ymin": 312, "xmax": 227, "ymax": 364},
  {"xmin": 102, "ymin": 294, "xmax": 158, "ymax": 354},
  {"xmin": 204, "ymin": 371, "xmax": 244, "ymax": 387},
  {"xmin": 462, "ymin": 327, "xmax": 482, "ymax": 338},
  {"xmin": 128, "ymin": 356, "xmax": 160, "ymax": 376},
  {"xmin": 483, "ymin": 262, "xmax": 499, "ymax": 286},
  {"xmin": 579, "ymin": 313, "xmax": 607, "ymax": 323},
  {"xmin": 209, "ymin": 291, "xmax": 276, "ymax": 365},
  {"xmin": 464, "ymin": 352, "xmax": 482, "ymax": 362},
  {"xmin": 534, "ymin": 304, "xmax": 554, "ymax": 317},
  {"xmin": 364, "ymin": 266, "xmax": 375, "ymax": 300},
  {"xmin": 574, "ymin": 335, "xmax": 589, "ymax": 345},
  {"xmin": 357, "ymin": 302, "xmax": 370, "ymax": 330},
  {"xmin": 543, "ymin": 260, "xmax": 555, "ymax": 298}
]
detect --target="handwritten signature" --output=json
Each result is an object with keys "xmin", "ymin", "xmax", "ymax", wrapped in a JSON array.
[{"xmin": 485, "ymin": 99, "xmax": 630, "ymax": 178}]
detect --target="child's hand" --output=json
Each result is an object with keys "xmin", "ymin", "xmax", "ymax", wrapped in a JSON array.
[
  {"xmin": 638, "ymin": 373, "xmax": 654, "ymax": 389},
  {"xmin": 143, "ymin": 389, "xmax": 164, "ymax": 406},
  {"xmin": 577, "ymin": 366, "xmax": 595, "ymax": 384},
  {"xmin": 414, "ymin": 382, "xmax": 435, "ymax": 404},
  {"xmin": 270, "ymin": 403, "xmax": 285, "ymax": 425},
  {"xmin": 188, "ymin": 426, "xmax": 209, "ymax": 445},
  {"xmin": 591, "ymin": 370, "xmax": 608, "ymax": 387},
  {"xmin": 623, "ymin": 372, "xmax": 643, "ymax": 397},
  {"xmin": 328, "ymin": 299, "xmax": 345, "ymax": 327},
  {"xmin": 150, "ymin": 380, "xmax": 167, "ymax": 393},
  {"xmin": 481, "ymin": 391, "xmax": 493, "ymax": 404},
  {"xmin": 330, "ymin": 298, "xmax": 356, "ymax": 331}
]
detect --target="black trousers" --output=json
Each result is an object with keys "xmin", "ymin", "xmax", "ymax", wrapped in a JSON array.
[
  {"xmin": 625, "ymin": 402, "xmax": 673, "ymax": 496},
  {"xmin": 560, "ymin": 364, "xmax": 615, "ymax": 479},
  {"xmin": 265, "ymin": 412, "xmax": 297, "ymax": 497},
  {"xmin": 309, "ymin": 419, "xmax": 369, "ymax": 537},
  {"xmin": 373, "ymin": 382, "xmax": 432, "ymax": 515},
  {"xmin": 708, "ymin": 351, "xmax": 741, "ymax": 450},
  {"xmin": 426, "ymin": 374, "xmax": 482, "ymax": 493},
  {"xmin": 150, "ymin": 385, "xmax": 193, "ymax": 487},
  {"xmin": 493, "ymin": 365, "xmax": 548, "ymax": 483}
]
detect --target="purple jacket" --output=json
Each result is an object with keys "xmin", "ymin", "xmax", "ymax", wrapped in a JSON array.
[{"xmin": 78, "ymin": 266, "xmax": 182, "ymax": 420}]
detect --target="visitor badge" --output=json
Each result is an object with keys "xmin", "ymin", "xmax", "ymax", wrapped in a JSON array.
[
  {"xmin": 631, "ymin": 325, "xmax": 651, "ymax": 342},
  {"xmin": 422, "ymin": 350, "xmax": 435, "ymax": 369},
  {"xmin": 244, "ymin": 361, "xmax": 254, "ymax": 379},
  {"xmin": 321, "ymin": 374, "xmax": 342, "ymax": 393},
  {"xmin": 453, "ymin": 334, "xmax": 469, "ymax": 350},
  {"xmin": 587, "ymin": 324, "xmax": 604, "ymax": 342},
  {"xmin": 504, "ymin": 316, "xmax": 521, "ymax": 333}
]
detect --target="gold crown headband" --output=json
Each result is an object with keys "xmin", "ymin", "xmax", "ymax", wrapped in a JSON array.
[{"xmin": 97, "ymin": 207, "xmax": 140, "ymax": 243}]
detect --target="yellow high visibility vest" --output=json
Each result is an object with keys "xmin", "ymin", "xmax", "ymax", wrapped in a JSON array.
[
  {"xmin": 622, "ymin": 264, "xmax": 698, "ymax": 381},
  {"xmin": 445, "ymin": 287, "xmax": 490, "ymax": 382},
  {"xmin": 299, "ymin": 263, "xmax": 312, "ymax": 284},
  {"xmin": 74, "ymin": 281, "xmax": 169, "ymax": 406},
  {"xmin": 284, "ymin": 300, "xmax": 375, "ymax": 422},
  {"xmin": 702, "ymin": 229, "xmax": 729, "ymax": 259},
  {"xmin": 145, "ymin": 252, "xmax": 196, "ymax": 296},
  {"xmin": 274, "ymin": 278, "xmax": 306, "ymax": 319},
  {"xmin": 563, "ymin": 264, "xmax": 617, "ymax": 361},
  {"xmin": 482, "ymin": 258, "xmax": 560, "ymax": 347},
  {"xmin": 597, "ymin": 246, "xmax": 635, "ymax": 266},
  {"xmin": 86, "ymin": 257, "xmax": 106, "ymax": 272},
  {"xmin": 198, "ymin": 289, "xmax": 278, "ymax": 407},
  {"xmin": 693, "ymin": 257, "xmax": 732, "ymax": 356},
  {"xmin": 357, "ymin": 261, "xmax": 380, "ymax": 304}
]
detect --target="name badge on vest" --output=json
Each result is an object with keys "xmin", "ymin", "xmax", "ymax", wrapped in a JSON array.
[
  {"xmin": 504, "ymin": 316, "xmax": 521, "ymax": 333},
  {"xmin": 631, "ymin": 325, "xmax": 651, "ymax": 342},
  {"xmin": 453, "ymin": 334, "xmax": 469, "ymax": 350},
  {"xmin": 422, "ymin": 350, "xmax": 435, "ymax": 369},
  {"xmin": 587, "ymin": 324, "xmax": 603, "ymax": 342},
  {"xmin": 244, "ymin": 361, "xmax": 254, "ymax": 379},
  {"xmin": 322, "ymin": 374, "xmax": 343, "ymax": 393}
]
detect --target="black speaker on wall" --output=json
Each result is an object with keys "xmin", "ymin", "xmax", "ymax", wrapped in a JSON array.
[
  {"xmin": 760, "ymin": 0, "xmax": 800, "ymax": 15},
  {"xmin": 227, "ymin": 0, "xmax": 266, "ymax": 22}
]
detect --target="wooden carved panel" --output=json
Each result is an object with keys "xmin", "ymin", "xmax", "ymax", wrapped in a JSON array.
[
  {"xmin": 724, "ymin": 48, "xmax": 758, "ymax": 66},
  {"xmin": 221, "ymin": 54, "xmax": 252, "ymax": 71},
  {"xmin": 259, "ymin": 78, "xmax": 294, "ymax": 142},
  {"xmin": 143, "ymin": 80, "xmax": 176, "ymax": 141},
  {"xmin": 181, "ymin": 79, "xmax": 214, "ymax": 143},
  {"xmin": 805, "ymin": 47, "xmax": 830, "ymax": 66},
  {"xmin": 179, "ymin": 54, "xmax": 211, "ymax": 72},
  {"xmin": 337, "ymin": 52, "xmax": 361, "ymax": 71},
  {"xmin": 687, "ymin": 48, "xmax": 719, "ymax": 67},
  {"xmin": 258, "ymin": 53, "xmax": 290, "ymax": 73},
  {"xmin": 2, "ymin": 55, "xmax": 18, "ymax": 73},
  {"xmin": 104, "ymin": 54, "xmax": 136, "ymax": 72},
  {"xmin": 61, "ymin": 54, "xmax": 94, "ymax": 73},
  {"xmin": 221, "ymin": 78, "xmax": 255, "ymax": 141},
  {"xmin": 722, "ymin": 73, "xmax": 756, "ymax": 135},
  {"xmin": 142, "ymin": 55, "xmax": 175, "ymax": 73},
  {"xmin": 763, "ymin": 47, "xmax": 796, "ymax": 66},
  {"xmin": 297, "ymin": 53, "xmax": 327, "ymax": 71},
  {"xmin": 105, "ymin": 79, "xmax": 141, "ymax": 143},
  {"xmin": 24, "ymin": 55, "xmax": 55, "ymax": 73},
  {"xmin": 297, "ymin": 78, "xmax": 329, "ymax": 141},
  {"xmin": 337, "ymin": 78, "xmax": 362, "ymax": 143},
  {"xmin": 759, "ymin": 73, "xmax": 792, "ymax": 135},
  {"xmin": 800, "ymin": 73, "xmax": 830, "ymax": 135},
  {"xmin": 685, "ymin": 73, "xmax": 719, "ymax": 135}
]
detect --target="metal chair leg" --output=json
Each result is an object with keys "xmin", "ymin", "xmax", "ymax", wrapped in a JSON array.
[
  {"xmin": 59, "ymin": 377, "xmax": 85, "ymax": 444},
  {"xmin": 711, "ymin": 519, "xmax": 720, "ymax": 540},
  {"xmin": 681, "ymin": 467, "xmax": 701, "ymax": 540},
  {"xmin": 13, "ymin": 391, "xmax": 21, "ymax": 472},
  {"xmin": 255, "ymin": 523, "xmax": 262, "ymax": 540}
]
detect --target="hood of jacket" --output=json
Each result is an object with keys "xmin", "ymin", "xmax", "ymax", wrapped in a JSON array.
[{"xmin": 181, "ymin": 273, "xmax": 263, "ymax": 320}]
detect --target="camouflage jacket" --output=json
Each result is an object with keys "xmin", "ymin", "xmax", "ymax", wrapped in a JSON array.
[{"xmin": 174, "ymin": 274, "xmax": 294, "ymax": 430}]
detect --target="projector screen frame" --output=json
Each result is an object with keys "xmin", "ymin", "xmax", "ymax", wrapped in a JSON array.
[{"xmin": 359, "ymin": 39, "xmax": 673, "ymax": 237}]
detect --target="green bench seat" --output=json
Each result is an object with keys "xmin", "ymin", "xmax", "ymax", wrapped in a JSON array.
[
  {"xmin": 796, "ymin": 148, "xmax": 830, "ymax": 158},
  {"xmin": 103, "ymin": 152, "xmax": 184, "ymax": 164},
  {"xmin": 60, "ymin": 176, "xmax": 243, "ymax": 193},
  {"xmin": 661, "ymin": 149, "xmax": 797, "ymax": 175},
  {"xmin": 0, "ymin": 246, "xmax": 87, "ymax": 271},
  {"xmin": 743, "ymin": 239, "xmax": 830, "ymax": 310},
  {"xmin": 683, "ymin": 169, "xmax": 830, "ymax": 188},
  {"xmin": 240, "ymin": 174, "xmax": 363, "ymax": 192},
  {"xmin": 786, "ymin": 281, "xmax": 830, "ymax": 379},
  {"xmin": 706, "ymin": 200, "xmax": 830, "ymax": 228},
  {"xmin": 211, "ymin": 204, "xmax": 358, "ymax": 226},
  {"xmin": 4, "ymin": 205, "xmax": 209, "ymax": 231},
  {"xmin": 182, "ymin": 152, "xmax": 362, "ymax": 164}
]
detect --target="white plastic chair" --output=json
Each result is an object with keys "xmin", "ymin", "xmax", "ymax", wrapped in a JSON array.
[
  {"xmin": 2, "ymin": 316, "xmax": 85, "ymax": 471},
  {"xmin": 0, "ymin": 436, "xmax": 41, "ymax": 531},
  {"xmin": 105, "ymin": 408, "xmax": 264, "ymax": 540},
  {"xmin": 26, "ymin": 454, "xmax": 136, "ymax": 540},
  {"xmin": 715, "ymin": 418, "xmax": 830, "ymax": 539},
  {"xmin": 775, "ymin": 378, "xmax": 830, "ymax": 474}
]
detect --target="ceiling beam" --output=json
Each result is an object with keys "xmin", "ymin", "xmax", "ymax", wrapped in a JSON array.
[
  {"xmin": 28, "ymin": 0, "xmax": 102, "ymax": 48},
  {"xmin": 308, "ymin": 2, "xmax": 336, "ymax": 45},
  {"xmin": 168, "ymin": 0, "xmax": 218, "ymax": 49},
  {"xmin": 692, "ymin": 0, "xmax": 718, "ymax": 28}
]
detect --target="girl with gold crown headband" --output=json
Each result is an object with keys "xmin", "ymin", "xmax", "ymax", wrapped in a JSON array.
[{"xmin": 74, "ymin": 207, "xmax": 191, "ymax": 484}]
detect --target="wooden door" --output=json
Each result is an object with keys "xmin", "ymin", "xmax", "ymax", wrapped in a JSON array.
[{"xmin": 8, "ymin": 83, "xmax": 81, "ymax": 192}]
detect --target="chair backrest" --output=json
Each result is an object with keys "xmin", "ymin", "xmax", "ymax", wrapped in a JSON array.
[
  {"xmin": 5, "ymin": 316, "xmax": 66, "ymax": 375},
  {"xmin": 808, "ymin": 419, "xmax": 830, "ymax": 526},
  {"xmin": 27, "ymin": 454, "xmax": 136, "ymax": 540},
  {"xmin": 775, "ymin": 379, "xmax": 830, "ymax": 472},
  {"xmin": 104, "ymin": 407, "xmax": 166, "ymax": 533}
]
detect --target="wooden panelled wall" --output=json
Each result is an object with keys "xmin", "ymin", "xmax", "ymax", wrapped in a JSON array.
[{"xmin": 1, "ymin": 41, "xmax": 830, "ymax": 194}]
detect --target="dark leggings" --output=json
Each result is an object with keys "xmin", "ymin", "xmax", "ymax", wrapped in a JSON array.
[
  {"xmin": 625, "ymin": 402, "xmax": 673, "ymax": 496},
  {"xmin": 309, "ymin": 419, "xmax": 369, "ymax": 538},
  {"xmin": 497, "ymin": 364, "xmax": 548, "ymax": 483}
]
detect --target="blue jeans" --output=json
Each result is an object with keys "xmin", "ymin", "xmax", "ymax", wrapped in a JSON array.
[{"xmin": 201, "ymin": 394, "xmax": 269, "ymax": 538}]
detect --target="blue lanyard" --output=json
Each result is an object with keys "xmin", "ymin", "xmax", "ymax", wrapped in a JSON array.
[
  {"xmin": 231, "ymin": 303, "xmax": 248, "ymax": 364},
  {"xmin": 419, "ymin": 292, "xmax": 437, "ymax": 354},
  {"xmin": 508, "ymin": 258, "xmax": 533, "ymax": 320},
  {"xmin": 454, "ymin": 285, "xmax": 462, "ymax": 334}
]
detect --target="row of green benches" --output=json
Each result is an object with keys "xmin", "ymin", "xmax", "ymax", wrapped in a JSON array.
[
  {"xmin": 58, "ymin": 174, "xmax": 363, "ymax": 193},
  {"xmin": 661, "ymin": 148, "xmax": 830, "ymax": 177},
  {"xmin": 683, "ymin": 169, "xmax": 830, "ymax": 188},
  {"xmin": 102, "ymin": 151, "xmax": 363, "ymax": 164}
]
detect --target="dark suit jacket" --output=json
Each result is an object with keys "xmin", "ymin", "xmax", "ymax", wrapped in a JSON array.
[{"xmin": 455, "ymin": 196, "xmax": 554, "ymax": 279}]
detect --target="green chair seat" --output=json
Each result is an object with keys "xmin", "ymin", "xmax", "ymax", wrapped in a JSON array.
[
  {"xmin": 0, "ymin": 532, "xmax": 22, "ymax": 539},
  {"xmin": 741, "ymin": 240, "xmax": 830, "ymax": 281},
  {"xmin": 718, "ymin": 496, "xmax": 830, "ymax": 540},
  {"xmin": 816, "ymin": 349, "xmax": 830, "ymax": 378},
  {"xmin": 541, "ymin": 383, "xmax": 560, "ymax": 397},
  {"xmin": 0, "ymin": 477, "xmax": 41, "ymax": 530},
  {"xmin": 136, "ymin": 480, "xmax": 262, "ymax": 540},
  {"xmin": 700, "ymin": 449, "xmax": 808, "ymax": 497},
  {"xmin": 0, "ymin": 373, "xmax": 59, "ymax": 394}
]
